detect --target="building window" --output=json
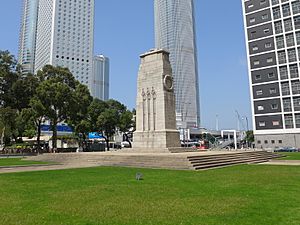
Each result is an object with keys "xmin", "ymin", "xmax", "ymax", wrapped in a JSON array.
[
  {"xmin": 265, "ymin": 43, "xmax": 272, "ymax": 48},
  {"xmin": 275, "ymin": 21, "xmax": 283, "ymax": 34},
  {"xmin": 278, "ymin": 140, "xmax": 282, "ymax": 144},
  {"xmin": 282, "ymin": 4, "xmax": 291, "ymax": 17},
  {"xmin": 283, "ymin": 98, "xmax": 292, "ymax": 112},
  {"xmin": 268, "ymin": 72, "xmax": 275, "ymax": 78},
  {"xmin": 248, "ymin": 4, "xmax": 254, "ymax": 9},
  {"xmin": 294, "ymin": 16, "xmax": 300, "ymax": 30},
  {"xmin": 267, "ymin": 57, "xmax": 273, "ymax": 63},
  {"xmin": 278, "ymin": 51, "xmax": 287, "ymax": 64},
  {"xmin": 296, "ymin": 32, "xmax": 300, "ymax": 45},
  {"xmin": 272, "ymin": 121, "xmax": 280, "ymax": 126},
  {"xmin": 280, "ymin": 66, "xmax": 288, "ymax": 79},
  {"xmin": 259, "ymin": 121, "xmax": 266, "ymax": 127},
  {"xmin": 292, "ymin": 80, "xmax": 300, "ymax": 94},
  {"xmin": 273, "ymin": 7, "xmax": 281, "ymax": 19},
  {"xmin": 284, "ymin": 19, "xmax": 293, "ymax": 32},
  {"xmin": 257, "ymin": 140, "xmax": 261, "ymax": 144},
  {"xmin": 254, "ymin": 60, "xmax": 260, "ymax": 65},
  {"xmin": 250, "ymin": 18, "xmax": 256, "ymax": 23},
  {"xmin": 264, "ymin": 140, "xmax": 268, "ymax": 144},
  {"xmin": 284, "ymin": 114, "xmax": 294, "ymax": 129},
  {"xmin": 270, "ymin": 88, "xmax": 277, "ymax": 94},
  {"xmin": 253, "ymin": 46, "xmax": 259, "ymax": 51},
  {"xmin": 258, "ymin": 105, "xmax": 264, "ymax": 111},
  {"xmin": 264, "ymin": 28, "xmax": 270, "ymax": 34},
  {"xmin": 295, "ymin": 114, "xmax": 300, "ymax": 128},
  {"xmin": 290, "ymin": 64, "xmax": 299, "ymax": 78},
  {"xmin": 262, "ymin": 14, "xmax": 269, "ymax": 20},
  {"xmin": 260, "ymin": 0, "xmax": 267, "ymax": 5},
  {"xmin": 292, "ymin": 1, "xmax": 300, "ymax": 15},
  {"xmin": 286, "ymin": 34, "xmax": 295, "ymax": 47},
  {"xmin": 250, "ymin": 31, "xmax": 256, "ymax": 38},
  {"xmin": 293, "ymin": 97, "xmax": 300, "ymax": 111},
  {"xmin": 271, "ymin": 140, "xmax": 275, "ymax": 144},
  {"xmin": 288, "ymin": 49, "xmax": 297, "ymax": 62},
  {"xmin": 272, "ymin": 0, "xmax": 279, "ymax": 5},
  {"xmin": 255, "ymin": 74, "xmax": 261, "ymax": 80},
  {"xmin": 271, "ymin": 103, "xmax": 279, "ymax": 109},
  {"xmin": 281, "ymin": 82, "xmax": 290, "ymax": 95},
  {"xmin": 256, "ymin": 90, "xmax": 263, "ymax": 95}
]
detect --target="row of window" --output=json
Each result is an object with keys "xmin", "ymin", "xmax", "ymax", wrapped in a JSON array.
[
  {"xmin": 252, "ymin": 48, "xmax": 300, "ymax": 68},
  {"xmin": 55, "ymin": 55, "xmax": 89, "ymax": 62},
  {"xmin": 273, "ymin": 1, "xmax": 300, "ymax": 20},
  {"xmin": 256, "ymin": 96, "xmax": 300, "ymax": 112},
  {"xmin": 258, "ymin": 113, "xmax": 300, "ymax": 128},
  {"xmin": 274, "ymin": 17, "xmax": 300, "ymax": 33},
  {"xmin": 247, "ymin": 0, "xmax": 268, "ymax": 9},
  {"xmin": 257, "ymin": 139, "xmax": 282, "ymax": 144}
]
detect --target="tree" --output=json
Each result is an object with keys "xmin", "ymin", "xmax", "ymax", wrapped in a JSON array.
[
  {"xmin": 67, "ymin": 82, "xmax": 93, "ymax": 150},
  {"xmin": 0, "ymin": 51, "xmax": 20, "ymax": 108},
  {"xmin": 97, "ymin": 108, "xmax": 118, "ymax": 151},
  {"xmin": 0, "ymin": 107, "xmax": 18, "ymax": 144},
  {"xmin": 35, "ymin": 65, "xmax": 80, "ymax": 151},
  {"xmin": 119, "ymin": 109, "xmax": 134, "ymax": 147},
  {"xmin": 245, "ymin": 130, "xmax": 254, "ymax": 147}
]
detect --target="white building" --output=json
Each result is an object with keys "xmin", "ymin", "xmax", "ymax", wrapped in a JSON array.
[
  {"xmin": 242, "ymin": 0, "xmax": 300, "ymax": 148},
  {"xmin": 154, "ymin": 0, "xmax": 201, "ymax": 129},
  {"xmin": 92, "ymin": 55, "xmax": 109, "ymax": 100},
  {"xmin": 19, "ymin": 0, "xmax": 95, "ymax": 90}
]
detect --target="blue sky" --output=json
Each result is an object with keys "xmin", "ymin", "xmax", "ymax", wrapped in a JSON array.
[{"xmin": 0, "ymin": 0, "xmax": 251, "ymax": 131}]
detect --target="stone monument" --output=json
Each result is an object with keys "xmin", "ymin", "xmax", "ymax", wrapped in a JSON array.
[{"xmin": 133, "ymin": 49, "xmax": 181, "ymax": 151}]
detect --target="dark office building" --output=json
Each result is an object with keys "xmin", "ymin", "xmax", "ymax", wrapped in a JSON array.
[{"xmin": 242, "ymin": 0, "xmax": 300, "ymax": 148}]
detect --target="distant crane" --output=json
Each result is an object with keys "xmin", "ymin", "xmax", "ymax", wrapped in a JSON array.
[{"xmin": 235, "ymin": 110, "xmax": 246, "ymax": 131}]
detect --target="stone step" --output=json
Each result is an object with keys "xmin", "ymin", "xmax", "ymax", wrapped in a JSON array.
[
  {"xmin": 193, "ymin": 158, "xmax": 270, "ymax": 170},
  {"xmin": 191, "ymin": 155, "xmax": 273, "ymax": 168}
]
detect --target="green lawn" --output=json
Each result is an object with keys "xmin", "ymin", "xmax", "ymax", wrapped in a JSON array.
[
  {"xmin": 0, "ymin": 158, "xmax": 49, "ymax": 167},
  {"xmin": 278, "ymin": 152, "xmax": 300, "ymax": 160},
  {"xmin": 0, "ymin": 165, "xmax": 299, "ymax": 225}
]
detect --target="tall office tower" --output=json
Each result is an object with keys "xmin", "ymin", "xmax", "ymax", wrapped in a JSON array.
[
  {"xmin": 29, "ymin": 0, "xmax": 94, "ymax": 89},
  {"xmin": 154, "ymin": 0, "xmax": 201, "ymax": 129},
  {"xmin": 242, "ymin": 0, "xmax": 300, "ymax": 148},
  {"xmin": 18, "ymin": 0, "xmax": 39, "ymax": 74},
  {"xmin": 92, "ymin": 55, "xmax": 109, "ymax": 100}
]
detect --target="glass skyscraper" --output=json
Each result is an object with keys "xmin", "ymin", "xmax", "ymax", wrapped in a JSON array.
[
  {"xmin": 93, "ymin": 55, "xmax": 110, "ymax": 101},
  {"xmin": 18, "ymin": 0, "xmax": 39, "ymax": 74},
  {"xmin": 18, "ymin": 0, "xmax": 95, "ymax": 91},
  {"xmin": 154, "ymin": 0, "xmax": 201, "ymax": 129}
]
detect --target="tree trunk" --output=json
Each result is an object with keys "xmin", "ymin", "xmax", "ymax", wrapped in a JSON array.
[
  {"xmin": 36, "ymin": 119, "xmax": 42, "ymax": 153},
  {"xmin": 52, "ymin": 120, "xmax": 58, "ymax": 153},
  {"xmin": 124, "ymin": 133, "xmax": 132, "ymax": 148},
  {"xmin": 105, "ymin": 136, "xmax": 110, "ymax": 151}
]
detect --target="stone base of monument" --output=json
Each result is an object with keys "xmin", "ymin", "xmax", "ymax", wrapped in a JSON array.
[
  {"xmin": 123, "ymin": 147, "xmax": 200, "ymax": 154},
  {"xmin": 133, "ymin": 131, "xmax": 181, "ymax": 150}
]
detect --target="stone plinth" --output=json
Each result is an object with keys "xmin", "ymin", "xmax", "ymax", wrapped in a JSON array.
[{"xmin": 133, "ymin": 49, "xmax": 181, "ymax": 151}]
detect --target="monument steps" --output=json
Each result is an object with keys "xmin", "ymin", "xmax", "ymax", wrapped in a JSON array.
[
  {"xmin": 188, "ymin": 151, "xmax": 282, "ymax": 170},
  {"xmin": 26, "ymin": 153, "xmax": 193, "ymax": 170},
  {"xmin": 26, "ymin": 151, "xmax": 282, "ymax": 171}
]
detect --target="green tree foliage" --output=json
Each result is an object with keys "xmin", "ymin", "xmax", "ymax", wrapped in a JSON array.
[
  {"xmin": 36, "ymin": 65, "xmax": 91, "ymax": 149},
  {"xmin": 245, "ymin": 130, "xmax": 254, "ymax": 146}
]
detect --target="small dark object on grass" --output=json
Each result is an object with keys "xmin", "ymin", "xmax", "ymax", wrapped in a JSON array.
[{"xmin": 136, "ymin": 172, "xmax": 143, "ymax": 181}]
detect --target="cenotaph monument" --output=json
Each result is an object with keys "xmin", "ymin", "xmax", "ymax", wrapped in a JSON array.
[{"xmin": 133, "ymin": 49, "xmax": 181, "ymax": 151}]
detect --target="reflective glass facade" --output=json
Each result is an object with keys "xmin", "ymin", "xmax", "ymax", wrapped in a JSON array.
[
  {"xmin": 18, "ymin": 0, "xmax": 39, "ymax": 74},
  {"xmin": 154, "ymin": 0, "xmax": 201, "ymax": 128},
  {"xmin": 92, "ymin": 55, "xmax": 109, "ymax": 100}
]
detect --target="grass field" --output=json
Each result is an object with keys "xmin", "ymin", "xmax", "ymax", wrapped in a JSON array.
[
  {"xmin": 278, "ymin": 152, "xmax": 300, "ymax": 160},
  {"xmin": 0, "ymin": 158, "xmax": 48, "ymax": 167},
  {"xmin": 0, "ymin": 165, "xmax": 299, "ymax": 225}
]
